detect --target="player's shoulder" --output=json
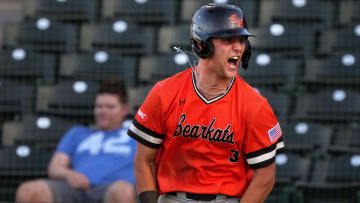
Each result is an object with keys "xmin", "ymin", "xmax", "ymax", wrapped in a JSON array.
[
  {"xmin": 156, "ymin": 68, "xmax": 192, "ymax": 88},
  {"xmin": 235, "ymin": 75, "xmax": 267, "ymax": 104}
]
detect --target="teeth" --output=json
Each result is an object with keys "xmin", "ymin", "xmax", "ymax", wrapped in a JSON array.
[{"xmin": 231, "ymin": 56, "xmax": 239, "ymax": 60}]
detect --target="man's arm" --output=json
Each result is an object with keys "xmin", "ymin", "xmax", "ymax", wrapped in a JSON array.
[
  {"xmin": 48, "ymin": 152, "xmax": 90, "ymax": 190},
  {"xmin": 134, "ymin": 142, "xmax": 159, "ymax": 202},
  {"xmin": 240, "ymin": 162, "xmax": 276, "ymax": 203}
]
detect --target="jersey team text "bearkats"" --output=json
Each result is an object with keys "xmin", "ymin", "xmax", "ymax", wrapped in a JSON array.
[{"xmin": 128, "ymin": 68, "xmax": 284, "ymax": 197}]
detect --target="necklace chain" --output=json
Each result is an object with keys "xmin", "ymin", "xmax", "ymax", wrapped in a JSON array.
[{"xmin": 193, "ymin": 67, "xmax": 232, "ymax": 96}]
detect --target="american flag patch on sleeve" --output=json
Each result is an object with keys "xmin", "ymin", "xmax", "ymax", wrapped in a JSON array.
[{"xmin": 268, "ymin": 123, "xmax": 282, "ymax": 142}]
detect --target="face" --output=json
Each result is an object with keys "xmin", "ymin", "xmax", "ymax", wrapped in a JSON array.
[
  {"xmin": 94, "ymin": 93, "xmax": 128, "ymax": 131},
  {"xmin": 208, "ymin": 36, "xmax": 247, "ymax": 79}
]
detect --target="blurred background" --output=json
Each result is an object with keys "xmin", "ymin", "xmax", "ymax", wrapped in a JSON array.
[{"xmin": 0, "ymin": 0, "xmax": 359, "ymax": 202}]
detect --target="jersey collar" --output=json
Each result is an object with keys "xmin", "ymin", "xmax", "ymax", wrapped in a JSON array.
[{"xmin": 192, "ymin": 70, "xmax": 235, "ymax": 104}]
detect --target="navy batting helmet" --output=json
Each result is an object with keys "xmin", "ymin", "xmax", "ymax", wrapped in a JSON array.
[{"xmin": 190, "ymin": 3, "xmax": 255, "ymax": 70}]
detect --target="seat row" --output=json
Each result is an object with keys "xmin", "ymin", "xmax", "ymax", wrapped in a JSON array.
[
  {"xmin": 1, "ymin": 47, "xmax": 359, "ymax": 89},
  {"xmin": 23, "ymin": 0, "xmax": 360, "ymax": 27},
  {"xmin": 3, "ymin": 17, "xmax": 360, "ymax": 57}
]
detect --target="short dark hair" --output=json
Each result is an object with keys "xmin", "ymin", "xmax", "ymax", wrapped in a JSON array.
[{"xmin": 97, "ymin": 79, "xmax": 128, "ymax": 104}]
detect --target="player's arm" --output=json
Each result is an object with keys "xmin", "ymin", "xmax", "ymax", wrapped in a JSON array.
[
  {"xmin": 134, "ymin": 142, "xmax": 159, "ymax": 203},
  {"xmin": 48, "ymin": 152, "xmax": 90, "ymax": 190},
  {"xmin": 239, "ymin": 162, "xmax": 276, "ymax": 203}
]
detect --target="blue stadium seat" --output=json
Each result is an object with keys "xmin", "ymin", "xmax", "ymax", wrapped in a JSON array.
[
  {"xmin": 302, "ymin": 53, "xmax": 360, "ymax": 86},
  {"xmin": 239, "ymin": 52, "xmax": 299, "ymax": 87},
  {"xmin": 3, "ymin": 18, "xmax": 77, "ymax": 53},
  {"xmin": 318, "ymin": 23, "xmax": 360, "ymax": 55},
  {"xmin": 60, "ymin": 51, "xmax": 137, "ymax": 87},
  {"xmin": 0, "ymin": 48, "xmax": 56, "ymax": 83},
  {"xmin": 80, "ymin": 20, "xmax": 155, "ymax": 55},
  {"xmin": 24, "ymin": 0, "xmax": 99, "ymax": 22},
  {"xmin": 180, "ymin": 0, "xmax": 258, "ymax": 26},
  {"xmin": 102, "ymin": 0, "xmax": 179, "ymax": 24},
  {"xmin": 36, "ymin": 80, "xmax": 98, "ymax": 122}
]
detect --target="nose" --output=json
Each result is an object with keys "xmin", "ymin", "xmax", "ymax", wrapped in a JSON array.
[{"xmin": 232, "ymin": 40, "xmax": 245, "ymax": 52}]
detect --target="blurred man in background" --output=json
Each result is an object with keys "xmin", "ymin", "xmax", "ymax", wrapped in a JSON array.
[{"xmin": 16, "ymin": 80, "xmax": 137, "ymax": 203}]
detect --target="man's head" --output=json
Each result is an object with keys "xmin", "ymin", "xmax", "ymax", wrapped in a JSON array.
[
  {"xmin": 190, "ymin": 3, "xmax": 254, "ymax": 70},
  {"xmin": 94, "ymin": 79, "xmax": 129, "ymax": 131}
]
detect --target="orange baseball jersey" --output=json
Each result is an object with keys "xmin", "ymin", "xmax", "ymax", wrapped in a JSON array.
[{"xmin": 128, "ymin": 68, "xmax": 284, "ymax": 197}]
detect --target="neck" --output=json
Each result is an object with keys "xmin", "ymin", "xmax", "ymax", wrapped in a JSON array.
[{"xmin": 194, "ymin": 60, "xmax": 233, "ymax": 99}]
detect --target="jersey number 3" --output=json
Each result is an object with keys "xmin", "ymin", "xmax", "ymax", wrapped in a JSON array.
[{"xmin": 229, "ymin": 149, "xmax": 239, "ymax": 163}]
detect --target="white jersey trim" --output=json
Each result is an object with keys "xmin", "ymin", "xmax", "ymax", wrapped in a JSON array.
[
  {"xmin": 247, "ymin": 141, "xmax": 284, "ymax": 165},
  {"xmin": 130, "ymin": 124, "xmax": 163, "ymax": 145}
]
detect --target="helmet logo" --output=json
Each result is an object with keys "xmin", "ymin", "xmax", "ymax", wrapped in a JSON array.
[{"xmin": 229, "ymin": 14, "xmax": 244, "ymax": 28}]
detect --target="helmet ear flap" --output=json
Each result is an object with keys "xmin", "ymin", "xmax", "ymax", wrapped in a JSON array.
[
  {"xmin": 241, "ymin": 40, "xmax": 252, "ymax": 70},
  {"xmin": 191, "ymin": 38, "xmax": 214, "ymax": 59}
]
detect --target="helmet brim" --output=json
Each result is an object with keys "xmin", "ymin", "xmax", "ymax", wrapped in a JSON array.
[{"xmin": 209, "ymin": 28, "xmax": 255, "ymax": 39}]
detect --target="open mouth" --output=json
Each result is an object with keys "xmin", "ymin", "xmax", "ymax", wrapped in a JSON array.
[{"xmin": 227, "ymin": 56, "xmax": 239, "ymax": 68}]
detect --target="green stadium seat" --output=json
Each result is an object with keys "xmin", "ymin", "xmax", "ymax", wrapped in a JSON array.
[
  {"xmin": 80, "ymin": 20, "xmax": 155, "ymax": 55},
  {"xmin": 60, "ymin": 51, "xmax": 137, "ymax": 87}
]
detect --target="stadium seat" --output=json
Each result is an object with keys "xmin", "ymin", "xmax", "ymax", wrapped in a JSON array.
[
  {"xmin": 293, "ymin": 89, "xmax": 360, "ymax": 122},
  {"xmin": 127, "ymin": 85, "xmax": 153, "ymax": 116},
  {"xmin": 0, "ymin": 146, "xmax": 52, "ymax": 202},
  {"xmin": 254, "ymin": 88, "xmax": 290, "ymax": 123},
  {"xmin": 339, "ymin": 0, "xmax": 360, "ymax": 25},
  {"xmin": 80, "ymin": 20, "xmax": 155, "ymax": 55},
  {"xmin": 318, "ymin": 23, "xmax": 360, "ymax": 55},
  {"xmin": 0, "ymin": 48, "xmax": 56, "ymax": 83},
  {"xmin": 250, "ymin": 23, "xmax": 315, "ymax": 58},
  {"xmin": 102, "ymin": 0, "xmax": 179, "ymax": 25},
  {"xmin": 265, "ymin": 153, "xmax": 311, "ymax": 203},
  {"xmin": 275, "ymin": 153, "xmax": 311, "ymax": 184},
  {"xmin": 0, "ymin": 146, "xmax": 51, "ymax": 176},
  {"xmin": 239, "ymin": 52, "xmax": 299, "ymax": 87},
  {"xmin": 295, "ymin": 155, "xmax": 360, "ymax": 203},
  {"xmin": 180, "ymin": 0, "xmax": 258, "ymax": 27},
  {"xmin": 2, "ymin": 18, "xmax": 77, "ymax": 53},
  {"xmin": 24, "ymin": 0, "xmax": 99, "ymax": 22},
  {"xmin": 60, "ymin": 51, "xmax": 137, "ymax": 87},
  {"xmin": 0, "ymin": 79, "xmax": 35, "ymax": 122},
  {"xmin": 2, "ymin": 114, "xmax": 75, "ymax": 149},
  {"xmin": 138, "ymin": 53, "xmax": 194, "ymax": 83},
  {"xmin": 157, "ymin": 23, "xmax": 191, "ymax": 54},
  {"xmin": 36, "ymin": 80, "xmax": 99, "ymax": 122},
  {"xmin": 259, "ymin": 0, "xmax": 334, "ymax": 27},
  {"xmin": 302, "ymin": 53, "xmax": 360, "ymax": 86},
  {"xmin": 329, "ymin": 125, "xmax": 360, "ymax": 155},
  {"xmin": 282, "ymin": 121, "xmax": 333, "ymax": 155}
]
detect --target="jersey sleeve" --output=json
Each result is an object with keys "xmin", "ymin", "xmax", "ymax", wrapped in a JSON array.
[
  {"xmin": 56, "ymin": 127, "xmax": 79, "ymax": 157},
  {"xmin": 244, "ymin": 100, "xmax": 285, "ymax": 169},
  {"xmin": 127, "ymin": 82, "xmax": 166, "ymax": 149}
]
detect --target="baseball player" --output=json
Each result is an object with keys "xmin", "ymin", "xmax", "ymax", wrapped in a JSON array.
[{"xmin": 128, "ymin": 3, "xmax": 284, "ymax": 203}]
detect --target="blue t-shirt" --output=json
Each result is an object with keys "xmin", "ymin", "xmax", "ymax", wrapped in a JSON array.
[{"xmin": 56, "ymin": 121, "xmax": 137, "ymax": 186}]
